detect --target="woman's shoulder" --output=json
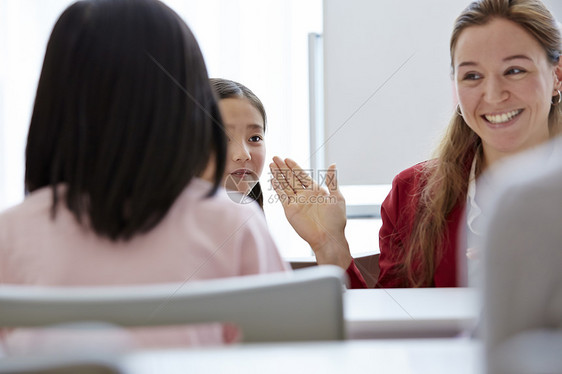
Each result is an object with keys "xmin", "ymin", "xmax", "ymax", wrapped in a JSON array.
[
  {"xmin": 391, "ymin": 160, "xmax": 433, "ymax": 190},
  {"xmin": 381, "ymin": 161, "xmax": 432, "ymax": 218}
]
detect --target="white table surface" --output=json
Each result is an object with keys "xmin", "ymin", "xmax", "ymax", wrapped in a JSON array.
[
  {"xmin": 120, "ymin": 338, "xmax": 482, "ymax": 374},
  {"xmin": 345, "ymin": 288, "xmax": 480, "ymax": 339},
  {"xmin": 0, "ymin": 289, "xmax": 480, "ymax": 373}
]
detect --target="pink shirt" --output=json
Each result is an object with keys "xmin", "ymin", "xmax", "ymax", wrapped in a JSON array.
[{"xmin": 0, "ymin": 178, "xmax": 288, "ymax": 352}]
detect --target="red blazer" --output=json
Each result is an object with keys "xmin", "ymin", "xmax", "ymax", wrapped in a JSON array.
[{"xmin": 347, "ymin": 162, "xmax": 465, "ymax": 288}]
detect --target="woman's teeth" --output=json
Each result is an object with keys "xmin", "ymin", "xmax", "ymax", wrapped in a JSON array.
[{"xmin": 484, "ymin": 109, "xmax": 522, "ymax": 124}]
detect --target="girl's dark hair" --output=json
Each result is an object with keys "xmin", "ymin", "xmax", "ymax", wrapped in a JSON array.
[
  {"xmin": 209, "ymin": 78, "xmax": 266, "ymax": 209},
  {"xmin": 25, "ymin": 0, "xmax": 226, "ymax": 240}
]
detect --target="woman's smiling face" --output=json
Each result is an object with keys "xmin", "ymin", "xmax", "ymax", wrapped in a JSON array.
[{"xmin": 454, "ymin": 17, "xmax": 561, "ymax": 166}]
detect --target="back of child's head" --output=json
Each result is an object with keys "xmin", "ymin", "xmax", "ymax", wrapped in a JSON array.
[{"xmin": 25, "ymin": 0, "xmax": 226, "ymax": 240}]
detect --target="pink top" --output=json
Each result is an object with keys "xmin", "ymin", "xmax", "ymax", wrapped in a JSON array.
[{"xmin": 0, "ymin": 178, "xmax": 288, "ymax": 353}]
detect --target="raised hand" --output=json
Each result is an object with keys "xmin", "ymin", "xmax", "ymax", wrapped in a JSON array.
[{"xmin": 269, "ymin": 156, "xmax": 352, "ymax": 268}]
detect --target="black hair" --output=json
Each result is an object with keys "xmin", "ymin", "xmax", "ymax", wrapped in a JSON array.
[{"xmin": 25, "ymin": 0, "xmax": 226, "ymax": 240}]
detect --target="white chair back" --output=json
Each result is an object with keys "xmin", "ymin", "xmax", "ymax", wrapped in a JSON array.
[{"xmin": 0, "ymin": 265, "xmax": 345, "ymax": 343}]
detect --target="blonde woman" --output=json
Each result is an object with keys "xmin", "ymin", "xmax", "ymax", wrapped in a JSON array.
[{"xmin": 271, "ymin": 0, "xmax": 562, "ymax": 288}]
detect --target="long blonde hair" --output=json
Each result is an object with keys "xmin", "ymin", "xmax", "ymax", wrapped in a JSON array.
[{"xmin": 402, "ymin": 0, "xmax": 562, "ymax": 287}]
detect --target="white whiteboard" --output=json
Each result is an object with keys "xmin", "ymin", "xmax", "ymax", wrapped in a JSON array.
[{"xmin": 322, "ymin": 0, "xmax": 562, "ymax": 185}]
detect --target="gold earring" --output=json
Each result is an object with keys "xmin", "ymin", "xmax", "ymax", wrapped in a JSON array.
[
  {"xmin": 552, "ymin": 89, "xmax": 562, "ymax": 105},
  {"xmin": 456, "ymin": 105, "xmax": 463, "ymax": 116}
]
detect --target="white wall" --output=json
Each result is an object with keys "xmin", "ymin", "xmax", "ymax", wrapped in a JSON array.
[
  {"xmin": 0, "ymin": 0, "xmax": 322, "ymax": 257},
  {"xmin": 0, "ymin": 1, "xmax": 72, "ymax": 211},
  {"xmin": 323, "ymin": 0, "xmax": 468, "ymax": 185},
  {"xmin": 545, "ymin": 0, "xmax": 562, "ymax": 22},
  {"xmin": 323, "ymin": 0, "xmax": 562, "ymax": 185},
  {"xmin": 0, "ymin": 0, "xmax": 321, "ymax": 208}
]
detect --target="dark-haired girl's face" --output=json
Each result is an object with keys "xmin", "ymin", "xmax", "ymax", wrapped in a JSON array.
[{"xmin": 220, "ymin": 98, "xmax": 266, "ymax": 195}]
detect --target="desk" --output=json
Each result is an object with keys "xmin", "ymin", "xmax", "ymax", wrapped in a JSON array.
[
  {"xmin": 340, "ymin": 184, "xmax": 391, "ymax": 218},
  {"xmin": 345, "ymin": 288, "xmax": 479, "ymax": 339},
  {"xmin": 120, "ymin": 338, "xmax": 481, "ymax": 374}
]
